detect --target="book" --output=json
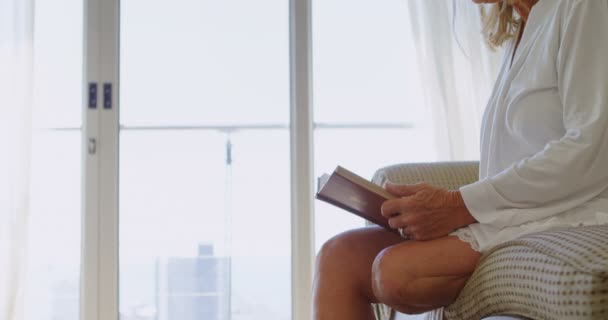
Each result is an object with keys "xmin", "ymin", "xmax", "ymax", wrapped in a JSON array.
[{"xmin": 315, "ymin": 166, "xmax": 397, "ymax": 232}]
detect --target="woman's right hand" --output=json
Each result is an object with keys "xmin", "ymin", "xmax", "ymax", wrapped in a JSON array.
[{"xmin": 381, "ymin": 182, "xmax": 477, "ymax": 240}]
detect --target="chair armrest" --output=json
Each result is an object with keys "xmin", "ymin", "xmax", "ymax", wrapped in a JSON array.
[{"xmin": 371, "ymin": 161, "xmax": 479, "ymax": 190}]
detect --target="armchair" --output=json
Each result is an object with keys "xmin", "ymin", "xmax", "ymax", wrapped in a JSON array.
[{"xmin": 370, "ymin": 162, "xmax": 608, "ymax": 320}]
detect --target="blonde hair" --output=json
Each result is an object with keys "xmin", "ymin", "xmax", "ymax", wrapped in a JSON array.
[{"xmin": 480, "ymin": 1, "xmax": 521, "ymax": 49}]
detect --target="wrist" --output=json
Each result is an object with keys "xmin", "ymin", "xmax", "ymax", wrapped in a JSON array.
[{"xmin": 449, "ymin": 190, "xmax": 477, "ymax": 227}]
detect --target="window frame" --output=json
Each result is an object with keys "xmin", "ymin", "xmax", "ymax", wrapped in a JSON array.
[
  {"xmin": 81, "ymin": 0, "xmax": 315, "ymax": 319},
  {"xmin": 81, "ymin": 0, "xmax": 119, "ymax": 319},
  {"xmin": 79, "ymin": 0, "xmax": 421, "ymax": 318}
]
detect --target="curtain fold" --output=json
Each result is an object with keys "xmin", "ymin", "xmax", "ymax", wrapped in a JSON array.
[
  {"xmin": 0, "ymin": 0, "xmax": 35, "ymax": 319},
  {"xmin": 407, "ymin": 0, "xmax": 502, "ymax": 161}
]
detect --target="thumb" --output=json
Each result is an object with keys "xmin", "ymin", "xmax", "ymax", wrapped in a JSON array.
[{"xmin": 384, "ymin": 182, "xmax": 427, "ymax": 197}]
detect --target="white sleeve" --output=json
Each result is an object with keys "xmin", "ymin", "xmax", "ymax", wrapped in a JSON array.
[{"xmin": 459, "ymin": 0, "xmax": 608, "ymax": 229}]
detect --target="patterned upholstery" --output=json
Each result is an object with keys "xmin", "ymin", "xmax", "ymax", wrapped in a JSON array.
[
  {"xmin": 442, "ymin": 225, "xmax": 608, "ymax": 320},
  {"xmin": 371, "ymin": 161, "xmax": 480, "ymax": 192},
  {"xmin": 370, "ymin": 162, "xmax": 608, "ymax": 320}
]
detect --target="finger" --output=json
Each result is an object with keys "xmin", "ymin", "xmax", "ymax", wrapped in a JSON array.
[
  {"xmin": 381, "ymin": 197, "xmax": 420, "ymax": 218},
  {"xmin": 380, "ymin": 199, "xmax": 402, "ymax": 218},
  {"xmin": 384, "ymin": 182, "xmax": 428, "ymax": 197},
  {"xmin": 408, "ymin": 213, "xmax": 448, "ymax": 241},
  {"xmin": 387, "ymin": 212, "xmax": 418, "ymax": 229},
  {"xmin": 388, "ymin": 216, "xmax": 405, "ymax": 229},
  {"xmin": 406, "ymin": 224, "xmax": 428, "ymax": 241}
]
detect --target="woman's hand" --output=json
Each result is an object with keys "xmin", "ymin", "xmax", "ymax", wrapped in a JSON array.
[{"xmin": 380, "ymin": 182, "xmax": 477, "ymax": 241}]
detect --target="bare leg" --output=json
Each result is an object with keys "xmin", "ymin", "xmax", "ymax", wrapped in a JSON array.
[
  {"xmin": 313, "ymin": 227, "xmax": 481, "ymax": 319},
  {"xmin": 371, "ymin": 235, "xmax": 481, "ymax": 313},
  {"xmin": 313, "ymin": 227, "xmax": 405, "ymax": 320}
]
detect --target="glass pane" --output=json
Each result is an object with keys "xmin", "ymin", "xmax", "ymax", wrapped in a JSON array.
[
  {"xmin": 229, "ymin": 130, "xmax": 291, "ymax": 320},
  {"xmin": 312, "ymin": 0, "xmax": 427, "ymax": 124},
  {"xmin": 25, "ymin": 131, "xmax": 81, "ymax": 320},
  {"xmin": 120, "ymin": 130, "xmax": 228, "ymax": 320},
  {"xmin": 119, "ymin": 129, "xmax": 291, "ymax": 320},
  {"xmin": 32, "ymin": 0, "xmax": 83, "ymax": 129},
  {"xmin": 314, "ymin": 128, "xmax": 437, "ymax": 252},
  {"xmin": 120, "ymin": 0, "xmax": 289, "ymax": 127}
]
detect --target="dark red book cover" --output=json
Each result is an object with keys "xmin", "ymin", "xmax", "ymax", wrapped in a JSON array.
[{"xmin": 315, "ymin": 166, "xmax": 397, "ymax": 232}]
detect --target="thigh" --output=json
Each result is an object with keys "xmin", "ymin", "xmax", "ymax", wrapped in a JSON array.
[
  {"xmin": 372, "ymin": 235, "xmax": 481, "ymax": 309},
  {"xmin": 380, "ymin": 235, "xmax": 481, "ymax": 278}
]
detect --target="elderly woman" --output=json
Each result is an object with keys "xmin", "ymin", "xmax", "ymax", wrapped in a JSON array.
[{"xmin": 313, "ymin": 0, "xmax": 608, "ymax": 319}]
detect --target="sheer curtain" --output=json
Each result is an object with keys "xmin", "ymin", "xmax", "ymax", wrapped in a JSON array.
[
  {"xmin": 0, "ymin": 0, "xmax": 35, "ymax": 319},
  {"xmin": 407, "ymin": 0, "xmax": 502, "ymax": 161}
]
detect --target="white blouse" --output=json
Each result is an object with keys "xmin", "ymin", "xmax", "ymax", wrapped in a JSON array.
[{"xmin": 454, "ymin": 0, "xmax": 608, "ymax": 252}]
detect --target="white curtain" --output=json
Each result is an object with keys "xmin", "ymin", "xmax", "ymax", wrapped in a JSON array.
[
  {"xmin": 407, "ymin": 0, "xmax": 502, "ymax": 161},
  {"xmin": 0, "ymin": 0, "xmax": 35, "ymax": 319}
]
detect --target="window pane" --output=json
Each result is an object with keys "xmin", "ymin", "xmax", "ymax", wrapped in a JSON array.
[
  {"xmin": 229, "ymin": 130, "xmax": 291, "ymax": 320},
  {"xmin": 312, "ymin": 0, "xmax": 426, "ymax": 124},
  {"xmin": 32, "ymin": 0, "xmax": 83, "ymax": 129},
  {"xmin": 314, "ymin": 128, "xmax": 436, "ymax": 251},
  {"xmin": 120, "ymin": 130, "xmax": 228, "ymax": 320},
  {"xmin": 120, "ymin": 0, "xmax": 289, "ymax": 127},
  {"xmin": 25, "ymin": 131, "xmax": 81, "ymax": 320},
  {"xmin": 119, "ymin": 129, "xmax": 291, "ymax": 320}
]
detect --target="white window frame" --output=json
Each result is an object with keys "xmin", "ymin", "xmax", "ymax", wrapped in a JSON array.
[
  {"xmin": 80, "ymin": 0, "xmax": 316, "ymax": 319},
  {"xmin": 81, "ymin": 0, "xmax": 119, "ymax": 319},
  {"xmin": 289, "ymin": 0, "xmax": 315, "ymax": 319}
]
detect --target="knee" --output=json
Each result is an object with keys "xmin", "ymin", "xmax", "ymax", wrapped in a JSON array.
[
  {"xmin": 315, "ymin": 230, "xmax": 360, "ymax": 275},
  {"xmin": 371, "ymin": 247, "xmax": 419, "ymax": 313}
]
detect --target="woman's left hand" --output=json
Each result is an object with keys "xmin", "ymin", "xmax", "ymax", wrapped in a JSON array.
[{"xmin": 380, "ymin": 182, "xmax": 477, "ymax": 241}]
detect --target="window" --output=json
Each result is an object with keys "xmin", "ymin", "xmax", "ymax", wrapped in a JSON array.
[
  {"xmin": 20, "ymin": 1, "xmax": 435, "ymax": 319},
  {"xmin": 312, "ymin": 0, "xmax": 436, "ymax": 251},
  {"xmin": 119, "ymin": 1, "xmax": 291, "ymax": 319}
]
